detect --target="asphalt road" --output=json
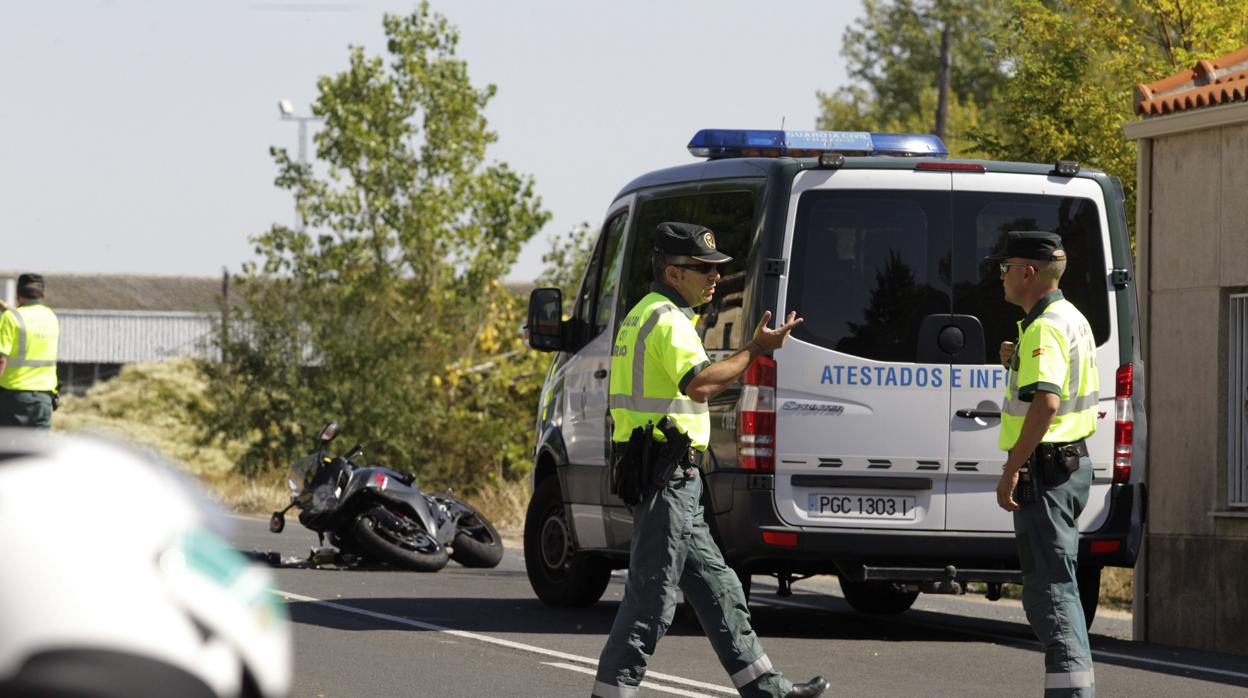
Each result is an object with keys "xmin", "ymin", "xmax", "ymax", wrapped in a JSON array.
[{"xmin": 229, "ymin": 514, "xmax": 1248, "ymax": 697}]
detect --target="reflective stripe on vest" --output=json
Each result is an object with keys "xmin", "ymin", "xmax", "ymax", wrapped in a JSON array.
[
  {"xmin": 1003, "ymin": 308, "xmax": 1098, "ymax": 417},
  {"xmin": 998, "ymin": 297, "xmax": 1099, "ymax": 450},
  {"xmin": 1002, "ymin": 392, "xmax": 1099, "ymax": 418},
  {"xmin": 612, "ymin": 302, "xmax": 707, "ymax": 415},
  {"xmin": 8, "ymin": 309, "xmax": 57, "ymax": 367}
]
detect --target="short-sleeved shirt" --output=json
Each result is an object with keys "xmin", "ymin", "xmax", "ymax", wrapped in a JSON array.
[
  {"xmin": 0, "ymin": 303, "xmax": 60, "ymax": 392},
  {"xmin": 999, "ymin": 291, "xmax": 1099, "ymax": 450},
  {"xmin": 609, "ymin": 283, "xmax": 712, "ymax": 449}
]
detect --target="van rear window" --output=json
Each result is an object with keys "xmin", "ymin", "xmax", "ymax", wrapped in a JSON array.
[
  {"xmin": 788, "ymin": 190, "xmax": 952, "ymax": 362},
  {"xmin": 788, "ymin": 189, "xmax": 1111, "ymax": 365},
  {"xmin": 953, "ymin": 192, "xmax": 1110, "ymax": 353}
]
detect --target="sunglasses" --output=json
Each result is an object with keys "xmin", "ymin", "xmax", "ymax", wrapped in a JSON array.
[
  {"xmin": 998, "ymin": 262, "xmax": 1032, "ymax": 278},
  {"xmin": 674, "ymin": 262, "xmax": 719, "ymax": 274}
]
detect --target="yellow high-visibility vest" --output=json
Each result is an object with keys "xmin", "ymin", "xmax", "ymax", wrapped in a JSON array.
[
  {"xmin": 609, "ymin": 286, "xmax": 712, "ymax": 450},
  {"xmin": 1000, "ymin": 291, "xmax": 1098, "ymax": 449},
  {"xmin": 0, "ymin": 303, "xmax": 60, "ymax": 392}
]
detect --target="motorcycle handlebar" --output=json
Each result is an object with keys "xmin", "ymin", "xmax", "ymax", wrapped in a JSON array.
[{"xmin": 343, "ymin": 444, "xmax": 363, "ymax": 462}]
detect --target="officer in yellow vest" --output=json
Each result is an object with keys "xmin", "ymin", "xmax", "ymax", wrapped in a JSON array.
[
  {"xmin": 593, "ymin": 223, "xmax": 827, "ymax": 698},
  {"xmin": 0, "ymin": 273, "xmax": 61, "ymax": 429},
  {"xmin": 991, "ymin": 232, "xmax": 1098, "ymax": 697}
]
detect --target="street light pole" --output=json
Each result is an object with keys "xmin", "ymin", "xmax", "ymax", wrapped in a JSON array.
[{"xmin": 277, "ymin": 99, "xmax": 322, "ymax": 232}]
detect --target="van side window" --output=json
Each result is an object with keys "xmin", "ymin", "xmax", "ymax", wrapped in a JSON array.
[
  {"xmin": 621, "ymin": 190, "xmax": 758, "ymax": 350},
  {"xmin": 570, "ymin": 212, "xmax": 630, "ymax": 344},
  {"xmin": 952, "ymin": 193, "xmax": 1110, "ymax": 358},
  {"xmin": 593, "ymin": 213, "xmax": 629, "ymax": 337},
  {"xmin": 788, "ymin": 190, "xmax": 952, "ymax": 362}
]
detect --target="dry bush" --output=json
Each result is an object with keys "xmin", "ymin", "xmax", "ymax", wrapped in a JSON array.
[
  {"xmin": 462, "ymin": 476, "xmax": 531, "ymax": 538},
  {"xmin": 1100, "ymin": 566, "xmax": 1133, "ymax": 609},
  {"xmin": 54, "ymin": 359, "xmax": 245, "ymax": 478}
]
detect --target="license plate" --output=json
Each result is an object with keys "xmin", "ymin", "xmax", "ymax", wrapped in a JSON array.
[{"xmin": 808, "ymin": 493, "xmax": 917, "ymax": 520}]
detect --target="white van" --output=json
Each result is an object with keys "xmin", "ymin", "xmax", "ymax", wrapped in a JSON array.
[{"xmin": 523, "ymin": 130, "xmax": 1145, "ymax": 623}]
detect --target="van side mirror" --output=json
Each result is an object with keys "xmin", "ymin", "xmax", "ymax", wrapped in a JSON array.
[{"xmin": 526, "ymin": 288, "xmax": 565, "ymax": 352}]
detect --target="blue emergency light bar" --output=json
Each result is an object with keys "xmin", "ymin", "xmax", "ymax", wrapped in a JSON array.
[{"xmin": 687, "ymin": 129, "xmax": 948, "ymax": 159}]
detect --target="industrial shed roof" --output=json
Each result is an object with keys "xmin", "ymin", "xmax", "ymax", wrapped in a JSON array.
[{"xmin": 1, "ymin": 273, "xmax": 227, "ymax": 312}]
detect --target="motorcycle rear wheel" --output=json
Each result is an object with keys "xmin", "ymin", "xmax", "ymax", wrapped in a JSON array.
[
  {"xmin": 352, "ymin": 506, "xmax": 449, "ymax": 572},
  {"xmin": 447, "ymin": 499, "xmax": 504, "ymax": 569}
]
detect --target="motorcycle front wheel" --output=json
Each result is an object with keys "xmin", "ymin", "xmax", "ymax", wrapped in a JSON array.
[
  {"xmin": 447, "ymin": 498, "xmax": 504, "ymax": 569},
  {"xmin": 352, "ymin": 506, "xmax": 449, "ymax": 572}
]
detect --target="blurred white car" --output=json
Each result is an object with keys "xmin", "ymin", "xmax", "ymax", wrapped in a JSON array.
[{"xmin": 0, "ymin": 429, "xmax": 291, "ymax": 697}]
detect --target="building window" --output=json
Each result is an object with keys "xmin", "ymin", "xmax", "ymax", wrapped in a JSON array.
[{"xmin": 1231, "ymin": 293, "xmax": 1248, "ymax": 508}]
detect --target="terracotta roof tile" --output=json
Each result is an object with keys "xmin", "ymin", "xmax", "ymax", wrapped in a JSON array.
[{"xmin": 1135, "ymin": 47, "xmax": 1248, "ymax": 116}]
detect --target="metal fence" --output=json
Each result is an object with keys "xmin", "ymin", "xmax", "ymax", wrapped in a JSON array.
[{"xmin": 1231, "ymin": 294, "xmax": 1248, "ymax": 508}]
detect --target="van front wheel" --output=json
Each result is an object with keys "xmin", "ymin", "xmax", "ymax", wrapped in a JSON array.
[
  {"xmin": 838, "ymin": 577, "xmax": 919, "ymax": 615},
  {"xmin": 524, "ymin": 476, "xmax": 611, "ymax": 607}
]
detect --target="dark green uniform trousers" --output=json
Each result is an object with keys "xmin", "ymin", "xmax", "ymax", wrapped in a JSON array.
[
  {"xmin": 0, "ymin": 389, "xmax": 52, "ymax": 429},
  {"xmin": 1014, "ymin": 456, "xmax": 1095, "ymax": 697},
  {"xmin": 593, "ymin": 468, "xmax": 791, "ymax": 697}
]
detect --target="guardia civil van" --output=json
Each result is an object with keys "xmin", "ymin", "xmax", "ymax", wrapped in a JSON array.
[{"xmin": 523, "ymin": 129, "xmax": 1145, "ymax": 623}]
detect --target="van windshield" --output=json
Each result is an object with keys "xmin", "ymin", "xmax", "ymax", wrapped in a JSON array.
[{"xmin": 788, "ymin": 189, "xmax": 1110, "ymax": 364}]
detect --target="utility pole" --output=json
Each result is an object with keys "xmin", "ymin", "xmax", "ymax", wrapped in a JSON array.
[
  {"xmin": 935, "ymin": 23, "xmax": 952, "ymax": 141},
  {"xmin": 277, "ymin": 99, "xmax": 322, "ymax": 232}
]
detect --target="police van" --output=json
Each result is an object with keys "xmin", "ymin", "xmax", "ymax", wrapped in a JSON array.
[{"xmin": 523, "ymin": 130, "xmax": 1145, "ymax": 622}]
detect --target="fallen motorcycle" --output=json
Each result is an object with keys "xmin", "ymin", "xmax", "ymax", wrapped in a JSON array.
[{"xmin": 268, "ymin": 421, "xmax": 503, "ymax": 572}]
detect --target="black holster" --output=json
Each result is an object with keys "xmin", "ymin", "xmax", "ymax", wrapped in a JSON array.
[
  {"xmin": 1029, "ymin": 440, "xmax": 1086, "ymax": 488},
  {"xmin": 610, "ymin": 417, "xmax": 693, "ymax": 507}
]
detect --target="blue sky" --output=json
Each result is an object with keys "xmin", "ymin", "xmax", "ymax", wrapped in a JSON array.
[{"xmin": 1, "ymin": 0, "xmax": 862, "ymax": 282}]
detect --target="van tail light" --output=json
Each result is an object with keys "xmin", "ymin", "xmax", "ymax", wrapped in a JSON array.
[
  {"xmin": 1113, "ymin": 363, "xmax": 1134, "ymax": 484},
  {"xmin": 737, "ymin": 355, "xmax": 776, "ymax": 473},
  {"xmin": 1090, "ymin": 539, "xmax": 1122, "ymax": 555},
  {"xmin": 762, "ymin": 531, "xmax": 798, "ymax": 547}
]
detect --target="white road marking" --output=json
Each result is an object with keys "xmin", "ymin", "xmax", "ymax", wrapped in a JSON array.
[
  {"xmin": 755, "ymin": 595, "xmax": 1248, "ymax": 681},
  {"xmin": 542, "ymin": 662, "xmax": 716, "ymax": 698},
  {"xmin": 277, "ymin": 591, "xmax": 736, "ymax": 695}
]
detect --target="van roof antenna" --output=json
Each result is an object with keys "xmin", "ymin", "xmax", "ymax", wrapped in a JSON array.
[{"xmin": 780, "ymin": 116, "xmax": 786, "ymax": 130}]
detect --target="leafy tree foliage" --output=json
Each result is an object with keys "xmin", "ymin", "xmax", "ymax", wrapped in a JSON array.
[
  {"xmin": 817, "ymin": 0, "xmax": 1009, "ymax": 155},
  {"xmin": 820, "ymin": 0, "xmax": 1248, "ymax": 236},
  {"xmin": 973, "ymin": 0, "xmax": 1248, "ymax": 227},
  {"xmin": 208, "ymin": 4, "xmax": 550, "ymax": 490},
  {"xmin": 537, "ymin": 222, "xmax": 596, "ymax": 302}
]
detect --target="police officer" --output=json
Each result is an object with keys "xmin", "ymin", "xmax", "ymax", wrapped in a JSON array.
[
  {"xmin": 592, "ymin": 222, "xmax": 827, "ymax": 698},
  {"xmin": 0, "ymin": 274, "xmax": 61, "ymax": 429},
  {"xmin": 991, "ymin": 232, "xmax": 1098, "ymax": 697}
]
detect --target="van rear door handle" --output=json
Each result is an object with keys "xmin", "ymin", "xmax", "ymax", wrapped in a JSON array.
[
  {"xmin": 593, "ymin": 368, "xmax": 608, "ymax": 380},
  {"xmin": 956, "ymin": 409, "xmax": 1000, "ymax": 419}
]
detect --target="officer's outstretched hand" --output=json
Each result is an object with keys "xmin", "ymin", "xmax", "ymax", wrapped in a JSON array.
[
  {"xmin": 0, "ymin": 298, "xmax": 8, "ymax": 312},
  {"xmin": 751, "ymin": 310, "xmax": 804, "ymax": 353}
]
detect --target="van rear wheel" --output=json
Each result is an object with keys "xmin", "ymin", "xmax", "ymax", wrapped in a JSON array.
[
  {"xmin": 524, "ymin": 477, "xmax": 611, "ymax": 607},
  {"xmin": 838, "ymin": 577, "xmax": 919, "ymax": 615}
]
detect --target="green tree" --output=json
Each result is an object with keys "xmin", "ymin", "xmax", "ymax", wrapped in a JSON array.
[
  {"xmin": 974, "ymin": 0, "xmax": 1248, "ymax": 230},
  {"xmin": 537, "ymin": 221, "xmax": 596, "ymax": 301},
  {"xmin": 816, "ymin": 0, "xmax": 1009, "ymax": 155},
  {"xmin": 208, "ymin": 4, "xmax": 550, "ymax": 490}
]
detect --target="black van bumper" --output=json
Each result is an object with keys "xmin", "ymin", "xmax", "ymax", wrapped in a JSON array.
[{"xmin": 705, "ymin": 473, "xmax": 1143, "ymax": 576}]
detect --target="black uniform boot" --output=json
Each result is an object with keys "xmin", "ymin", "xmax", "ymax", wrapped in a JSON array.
[{"xmin": 785, "ymin": 675, "xmax": 829, "ymax": 697}]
